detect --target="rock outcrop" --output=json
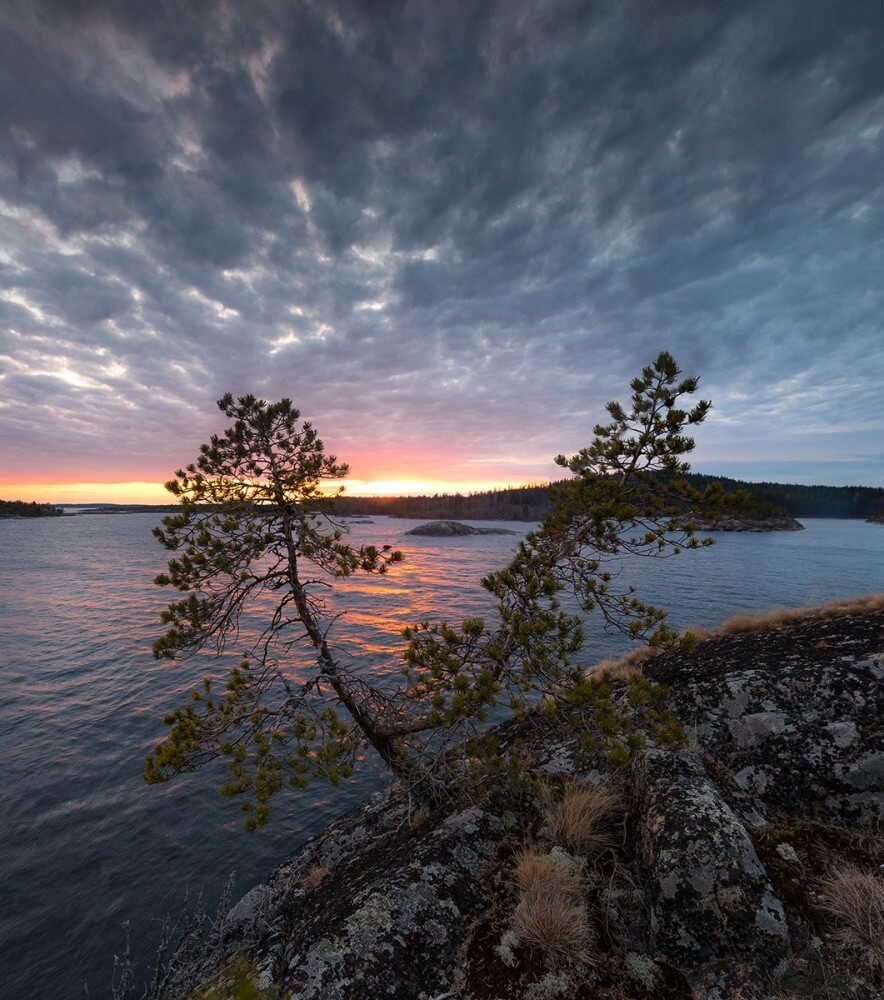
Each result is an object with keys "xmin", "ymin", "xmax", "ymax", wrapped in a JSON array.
[
  {"xmin": 405, "ymin": 520, "xmax": 517, "ymax": 536},
  {"xmin": 635, "ymin": 749, "xmax": 790, "ymax": 996},
  {"xmin": 689, "ymin": 515, "xmax": 804, "ymax": 532},
  {"xmin": 169, "ymin": 600, "xmax": 883, "ymax": 1000},
  {"xmin": 218, "ymin": 798, "xmax": 513, "ymax": 1000},
  {"xmin": 646, "ymin": 610, "xmax": 883, "ymax": 828}
]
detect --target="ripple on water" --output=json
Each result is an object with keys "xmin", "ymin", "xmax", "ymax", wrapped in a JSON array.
[{"xmin": 0, "ymin": 513, "xmax": 882, "ymax": 997}]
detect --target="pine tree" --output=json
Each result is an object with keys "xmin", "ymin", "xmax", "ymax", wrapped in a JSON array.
[
  {"xmin": 145, "ymin": 354, "xmax": 729, "ymax": 828},
  {"xmin": 145, "ymin": 394, "xmax": 410, "ymax": 829}
]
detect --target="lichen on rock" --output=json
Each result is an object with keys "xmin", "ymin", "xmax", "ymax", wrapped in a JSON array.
[{"xmin": 172, "ymin": 602, "xmax": 883, "ymax": 1000}]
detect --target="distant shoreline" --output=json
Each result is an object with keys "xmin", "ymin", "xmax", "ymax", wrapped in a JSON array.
[
  {"xmin": 26, "ymin": 506, "xmax": 884, "ymax": 522},
  {"xmin": 0, "ymin": 500, "xmax": 65, "ymax": 519}
]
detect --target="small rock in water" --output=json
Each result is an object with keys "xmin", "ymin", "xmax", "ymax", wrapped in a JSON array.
[{"xmin": 404, "ymin": 519, "xmax": 516, "ymax": 536}]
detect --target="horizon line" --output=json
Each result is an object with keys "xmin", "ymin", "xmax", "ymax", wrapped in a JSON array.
[{"xmin": 4, "ymin": 470, "xmax": 884, "ymax": 508}]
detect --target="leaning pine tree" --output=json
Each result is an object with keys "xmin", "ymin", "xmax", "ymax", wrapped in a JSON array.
[{"xmin": 146, "ymin": 353, "xmax": 732, "ymax": 827}]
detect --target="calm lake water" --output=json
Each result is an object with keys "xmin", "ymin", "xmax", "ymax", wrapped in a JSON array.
[{"xmin": 1, "ymin": 513, "xmax": 882, "ymax": 998}]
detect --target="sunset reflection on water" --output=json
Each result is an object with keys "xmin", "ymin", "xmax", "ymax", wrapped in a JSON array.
[{"xmin": 2, "ymin": 513, "xmax": 883, "ymax": 998}]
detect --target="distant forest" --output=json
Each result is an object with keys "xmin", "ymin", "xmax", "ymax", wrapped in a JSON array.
[
  {"xmin": 0, "ymin": 499, "xmax": 64, "ymax": 518},
  {"xmin": 337, "ymin": 474, "xmax": 884, "ymax": 522},
  {"xmin": 337, "ymin": 483, "xmax": 554, "ymax": 521},
  {"xmin": 676, "ymin": 475, "xmax": 884, "ymax": 519},
  {"xmin": 13, "ymin": 477, "xmax": 881, "ymax": 523}
]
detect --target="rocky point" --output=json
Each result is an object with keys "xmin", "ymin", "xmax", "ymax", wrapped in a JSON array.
[{"xmin": 155, "ymin": 598, "xmax": 883, "ymax": 999}]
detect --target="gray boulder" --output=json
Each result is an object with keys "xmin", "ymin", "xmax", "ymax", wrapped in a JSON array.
[{"xmin": 636, "ymin": 749, "xmax": 789, "ymax": 997}]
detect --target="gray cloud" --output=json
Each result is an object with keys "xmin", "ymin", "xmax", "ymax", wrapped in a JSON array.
[{"xmin": 1, "ymin": 0, "xmax": 882, "ymax": 490}]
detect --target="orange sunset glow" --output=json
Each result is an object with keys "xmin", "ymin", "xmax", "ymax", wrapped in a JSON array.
[
  {"xmin": 2, "ymin": 437, "xmax": 560, "ymax": 504},
  {"xmin": 2, "ymin": 476, "xmax": 539, "ymax": 506}
]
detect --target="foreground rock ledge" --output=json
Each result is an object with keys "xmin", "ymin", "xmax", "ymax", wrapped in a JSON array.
[{"xmin": 183, "ymin": 602, "xmax": 882, "ymax": 999}]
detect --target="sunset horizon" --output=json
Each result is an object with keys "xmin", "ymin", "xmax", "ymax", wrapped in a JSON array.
[
  {"xmin": 2, "ymin": 475, "xmax": 551, "ymax": 506},
  {"xmin": 2, "ymin": 3, "xmax": 883, "ymax": 997},
  {"xmin": 6, "ymin": 439, "xmax": 884, "ymax": 507},
  {"xmin": 2, "ymin": 1, "xmax": 882, "ymax": 498}
]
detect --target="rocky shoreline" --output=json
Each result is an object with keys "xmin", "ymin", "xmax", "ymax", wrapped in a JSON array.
[
  {"xmin": 396, "ymin": 515, "xmax": 806, "ymax": 534},
  {"xmin": 688, "ymin": 515, "xmax": 804, "ymax": 532},
  {"xmin": 154, "ymin": 598, "xmax": 882, "ymax": 999}
]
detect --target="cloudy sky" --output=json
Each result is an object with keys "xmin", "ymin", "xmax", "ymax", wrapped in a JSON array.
[{"xmin": 1, "ymin": 0, "xmax": 882, "ymax": 502}]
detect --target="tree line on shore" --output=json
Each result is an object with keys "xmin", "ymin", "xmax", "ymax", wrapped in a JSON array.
[
  {"xmin": 0, "ymin": 499, "xmax": 64, "ymax": 518},
  {"xmin": 335, "ymin": 475, "xmax": 884, "ymax": 521}
]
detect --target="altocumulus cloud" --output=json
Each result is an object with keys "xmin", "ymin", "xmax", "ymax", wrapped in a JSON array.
[{"xmin": 0, "ymin": 0, "xmax": 882, "ymax": 490}]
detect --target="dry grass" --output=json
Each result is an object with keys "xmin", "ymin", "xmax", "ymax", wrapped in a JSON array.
[
  {"xmin": 584, "ymin": 594, "xmax": 883, "ymax": 681},
  {"xmin": 512, "ymin": 883, "xmax": 597, "ymax": 965},
  {"xmin": 514, "ymin": 847, "xmax": 583, "ymax": 900},
  {"xmin": 591, "ymin": 645, "xmax": 661, "ymax": 682},
  {"xmin": 301, "ymin": 862, "xmax": 330, "ymax": 891},
  {"xmin": 410, "ymin": 806, "xmax": 431, "ymax": 829},
  {"xmin": 820, "ymin": 864, "xmax": 884, "ymax": 969},
  {"xmin": 681, "ymin": 593, "xmax": 884, "ymax": 642},
  {"xmin": 541, "ymin": 780, "xmax": 622, "ymax": 854}
]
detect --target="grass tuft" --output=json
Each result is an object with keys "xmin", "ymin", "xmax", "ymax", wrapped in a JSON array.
[
  {"xmin": 512, "ymin": 884, "xmax": 597, "ymax": 965},
  {"xmin": 820, "ymin": 864, "xmax": 884, "ymax": 969},
  {"xmin": 589, "ymin": 595, "xmax": 884, "ymax": 674},
  {"xmin": 514, "ymin": 846, "xmax": 583, "ymax": 900},
  {"xmin": 301, "ymin": 862, "xmax": 330, "ymax": 891},
  {"xmin": 681, "ymin": 593, "xmax": 884, "ymax": 642},
  {"xmin": 590, "ymin": 645, "xmax": 662, "ymax": 681},
  {"xmin": 541, "ymin": 781, "xmax": 622, "ymax": 854}
]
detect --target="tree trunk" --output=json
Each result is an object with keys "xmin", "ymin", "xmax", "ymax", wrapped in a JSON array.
[{"xmin": 264, "ymin": 444, "xmax": 414, "ymax": 780}]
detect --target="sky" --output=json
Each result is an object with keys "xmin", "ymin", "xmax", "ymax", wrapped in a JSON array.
[{"xmin": 1, "ymin": 0, "xmax": 883, "ymax": 504}]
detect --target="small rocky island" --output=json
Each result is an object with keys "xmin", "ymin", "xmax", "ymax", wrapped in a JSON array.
[
  {"xmin": 689, "ymin": 514, "xmax": 804, "ymax": 532},
  {"xmin": 405, "ymin": 519, "xmax": 518, "ymax": 536},
  {"xmin": 164, "ymin": 597, "xmax": 882, "ymax": 1000}
]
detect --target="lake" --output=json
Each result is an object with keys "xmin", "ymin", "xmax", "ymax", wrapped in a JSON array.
[{"xmin": 0, "ymin": 513, "xmax": 882, "ymax": 998}]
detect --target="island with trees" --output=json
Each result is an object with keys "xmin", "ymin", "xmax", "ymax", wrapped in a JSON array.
[{"xmin": 0, "ymin": 499, "xmax": 64, "ymax": 518}]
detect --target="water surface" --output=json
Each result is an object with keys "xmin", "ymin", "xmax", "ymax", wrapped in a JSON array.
[{"xmin": 0, "ymin": 514, "xmax": 882, "ymax": 998}]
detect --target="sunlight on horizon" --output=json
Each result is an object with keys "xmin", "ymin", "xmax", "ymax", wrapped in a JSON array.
[{"xmin": 1, "ymin": 477, "xmax": 546, "ymax": 505}]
